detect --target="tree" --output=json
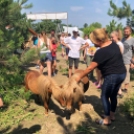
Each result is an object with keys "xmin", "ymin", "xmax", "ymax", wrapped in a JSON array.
[
  {"xmin": 32, "ymin": 20, "xmax": 57, "ymax": 33},
  {"xmin": 0, "ymin": 0, "xmax": 36, "ymax": 91},
  {"xmin": 83, "ymin": 23, "xmax": 88, "ymax": 28},
  {"xmin": 108, "ymin": 0, "xmax": 134, "ymax": 30},
  {"xmin": 106, "ymin": 19, "xmax": 123, "ymax": 35},
  {"xmin": 108, "ymin": 0, "xmax": 132, "ymax": 19},
  {"xmin": 83, "ymin": 22, "xmax": 102, "ymax": 35}
]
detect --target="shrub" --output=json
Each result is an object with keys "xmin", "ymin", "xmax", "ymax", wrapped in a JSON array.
[
  {"xmin": 1, "ymin": 87, "xmax": 32, "ymax": 105},
  {"xmin": 123, "ymin": 94, "xmax": 134, "ymax": 120}
]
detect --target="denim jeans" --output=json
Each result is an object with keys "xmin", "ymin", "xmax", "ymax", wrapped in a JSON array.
[{"xmin": 101, "ymin": 73, "xmax": 126, "ymax": 116}]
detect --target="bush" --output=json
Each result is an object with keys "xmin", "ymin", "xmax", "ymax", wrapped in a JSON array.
[
  {"xmin": 1, "ymin": 87, "xmax": 32, "ymax": 105},
  {"xmin": 123, "ymin": 94, "xmax": 134, "ymax": 120}
]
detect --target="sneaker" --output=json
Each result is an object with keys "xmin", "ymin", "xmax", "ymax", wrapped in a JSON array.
[
  {"xmin": 52, "ymin": 73, "xmax": 56, "ymax": 77},
  {"xmin": 96, "ymin": 84, "xmax": 101, "ymax": 89},
  {"xmin": 117, "ymin": 94, "xmax": 123, "ymax": 98},
  {"xmin": 94, "ymin": 81, "xmax": 98, "ymax": 86},
  {"xmin": 35, "ymin": 65, "xmax": 39, "ymax": 69}
]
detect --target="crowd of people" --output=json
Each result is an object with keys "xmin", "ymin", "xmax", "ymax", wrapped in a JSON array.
[
  {"xmin": 30, "ymin": 26, "xmax": 134, "ymax": 99},
  {"xmin": 1, "ymin": 25, "xmax": 134, "ymax": 127},
  {"xmin": 30, "ymin": 26, "xmax": 134, "ymax": 126}
]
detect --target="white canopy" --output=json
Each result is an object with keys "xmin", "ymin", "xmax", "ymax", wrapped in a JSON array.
[{"xmin": 27, "ymin": 12, "xmax": 67, "ymax": 20}]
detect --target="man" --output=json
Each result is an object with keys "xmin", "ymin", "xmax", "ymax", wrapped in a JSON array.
[
  {"xmin": 122, "ymin": 26, "xmax": 134, "ymax": 92},
  {"xmin": 62, "ymin": 27, "xmax": 89, "ymax": 78},
  {"xmin": 48, "ymin": 30, "xmax": 60, "ymax": 49},
  {"xmin": 49, "ymin": 30, "xmax": 58, "ymax": 41}
]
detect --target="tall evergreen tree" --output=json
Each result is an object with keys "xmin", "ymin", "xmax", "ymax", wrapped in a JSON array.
[
  {"xmin": 108, "ymin": 0, "xmax": 134, "ymax": 30},
  {"xmin": 106, "ymin": 20, "xmax": 123, "ymax": 35},
  {"xmin": 0, "ymin": 0, "xmax": 37, "ymax": 90}
]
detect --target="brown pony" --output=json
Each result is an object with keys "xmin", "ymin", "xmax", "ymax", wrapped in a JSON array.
[
  {"xmin": 24, "ymin": 70, "xmax": 66, "ymax": 115},
  {"xmin": 62, "ymin": 69, "xmax": 89, "ymax": 112}
]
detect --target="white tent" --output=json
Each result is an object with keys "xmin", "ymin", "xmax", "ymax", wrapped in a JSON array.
[{"xmin": 63, "ymin": 26, "xmax": 84, "ymax": 37}]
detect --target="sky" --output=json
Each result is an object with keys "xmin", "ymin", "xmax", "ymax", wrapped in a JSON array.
[{"xmin": 22, "ymin": 0, "xmax": 134, "ymax": 28}]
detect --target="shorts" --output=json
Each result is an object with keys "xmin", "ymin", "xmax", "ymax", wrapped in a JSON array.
[
  {"xmin": 123, "ymin": 64, "xmax": 130, "ymax": 84},
  {"xmin": 40, "ymin": 52, "xmax": 52, "ymax": 62},
  {"xmin": 66, "ymin": 48, "xmax": 69, "ymax": 55},
  {"xmin": 68, "ymin": 57, "xmax": 79, "ymax": 68},
  {"xmin": 52, "ymin": 56, "xmax": 56, "ymax": 61}
]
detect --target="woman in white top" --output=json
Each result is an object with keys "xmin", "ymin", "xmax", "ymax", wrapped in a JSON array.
[
  {"xmin": 38, "ymin": 31, "xmax": 52, "ymax": 77},
  {"xmin": 110, "ymin": 30, "xmax": 124, "ymax": 98},
  {"xmin": 110, "ymin": 30, "xmax": 124, "ymax": 54}
]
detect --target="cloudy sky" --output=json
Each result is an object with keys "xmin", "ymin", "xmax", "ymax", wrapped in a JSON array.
[{"xmin": 23, "ymin": 0, "xmax": 134, "ymax": 28}]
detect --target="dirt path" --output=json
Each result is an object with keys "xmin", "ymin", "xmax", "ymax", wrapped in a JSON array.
[{"xmin": 2, "ymin": 52, "xmax": 134, "ymax": 134}]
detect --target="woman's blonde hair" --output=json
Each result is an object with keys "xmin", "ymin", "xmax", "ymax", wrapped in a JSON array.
[
  {"xmin": 111, "ymin": 29, "xmax": 123, "ymax": 41},
  {"xmin": 89, "ymin": 28, "xmax": 109, "ymax": 44}
]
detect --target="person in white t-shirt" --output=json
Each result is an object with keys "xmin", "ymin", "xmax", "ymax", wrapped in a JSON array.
[
  {"xmin": 62, "ymin": 27, "xmax": 89, "ymax": 78},
  {"xmin": 110, "ymin": 30, "xmax": 124, "ymax": 98}
]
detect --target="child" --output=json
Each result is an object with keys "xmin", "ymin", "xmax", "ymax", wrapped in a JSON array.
[{"xmin": 51, "ymin": 37, "xmax": 57, "ymax": 76}]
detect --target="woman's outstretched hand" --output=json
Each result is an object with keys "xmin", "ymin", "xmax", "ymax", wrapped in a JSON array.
[{"xmin": 75, "ymin": 75, "xmax": 81, "ymax": 82}]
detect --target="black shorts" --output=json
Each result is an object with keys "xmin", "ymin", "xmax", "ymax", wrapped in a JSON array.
[
  {"xmin": 66, "ymin": 48, "xmax": 69, "ymax": 55},
  {"xmin": 68, "ymin": 57, "xmax": 79, "ymax": 68}
]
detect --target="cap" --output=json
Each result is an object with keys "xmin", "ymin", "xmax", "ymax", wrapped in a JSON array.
[{"xmin": 73, "ymin": 27, "xmax": 79, "ymax": 32}]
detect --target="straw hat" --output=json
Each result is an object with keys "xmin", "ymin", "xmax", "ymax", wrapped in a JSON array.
[{"xmin": 89, "ymin": 28, "xmax": 109, "ymax": 44}]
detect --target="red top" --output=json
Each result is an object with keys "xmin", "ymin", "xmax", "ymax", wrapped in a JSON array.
[{"xmin": 51, "ymin": 43, "xmax": 57, "ymax": 57}]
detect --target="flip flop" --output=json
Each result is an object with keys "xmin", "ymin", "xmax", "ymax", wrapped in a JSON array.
[
  {"xmin": 121, "ymin": 89, "xmax": 127, "ymax": 93},
  {"xmin": 101, "ymin": 114, "xmax": 115, "ymax": 122},
  {"xmin": 95, "ymin": 118, "xmax": 111, "ymax": 126},
  {"xmin": 117, "ymin": 94, "xmax": 123, "ymax": 98}
]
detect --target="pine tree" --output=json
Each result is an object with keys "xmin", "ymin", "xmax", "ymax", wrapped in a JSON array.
[
  {"xmin": 0, "ymin": 0, "xmax": 39, "ymax": 91},
  {"xmin": 106, "ymin": 20, "xmax": 123, "ymax": 35},
  {"xmin": 108, "ymin": 0, "xmax": 134, "ymax": 30}
]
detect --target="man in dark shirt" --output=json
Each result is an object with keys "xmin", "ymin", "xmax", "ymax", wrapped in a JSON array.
[{"xmin": 76, "ymin": 28, "xmax": 126, "ymax": 126}]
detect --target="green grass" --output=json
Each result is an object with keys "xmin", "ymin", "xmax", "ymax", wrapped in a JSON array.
[
  {"xmin": 59, "ymin": 65, "xmax": 68, "ymax": 75},
  {"xmin": 0, "ymin": 99, "xmax": 39, "ymax": 132},
  {"xmin": 75, "ymin": 125, "xmax": 96, "ymax": 134},
  {"xmin": 0, "ymin": 88, "xmax": 41, "ymax": 133},
  {"xmin": 57, "ymin": 46, "xmax": 62, "ymax": 52},
  {"xmin": 123, "ymin": 93, "xmax": 134, "ymax": 120}
]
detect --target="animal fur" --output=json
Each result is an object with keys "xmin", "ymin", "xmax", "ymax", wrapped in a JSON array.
[
  {"xmin": 62, "ymin": 69, "xmax": 89, "ymax": 111},
  {"xmin": 24, "ymin": 70, "xmax": 65, "ymax": 114}
]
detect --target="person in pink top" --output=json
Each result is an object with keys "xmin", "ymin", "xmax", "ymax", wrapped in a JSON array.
[{"xmin": 51, "ymin": 37, "xmax": 57, "ymax": 76}]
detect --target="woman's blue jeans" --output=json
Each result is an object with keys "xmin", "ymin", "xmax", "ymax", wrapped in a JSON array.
[{"xmin": 101, "ymin": 73, "xmax": 126, "ymax": 116}]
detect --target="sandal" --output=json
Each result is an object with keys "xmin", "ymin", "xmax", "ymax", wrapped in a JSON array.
[
  {"xmin": 95, "ymin": 118, "xmax": 111, "ymax": 126},
  {"xmin": 96, "ymin": 84, "xmax": 101, "ymax": 89},
  {"xmin": 121, "ymin": 88, "xmax": 127, "ymax": 93},
  {"xmin": 101, "ymin": 114, "xmax": 115, "ymax": 122},
  {"xmin": 117, "ymin": 94, "xmax": 123, "ymax": 98}
]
